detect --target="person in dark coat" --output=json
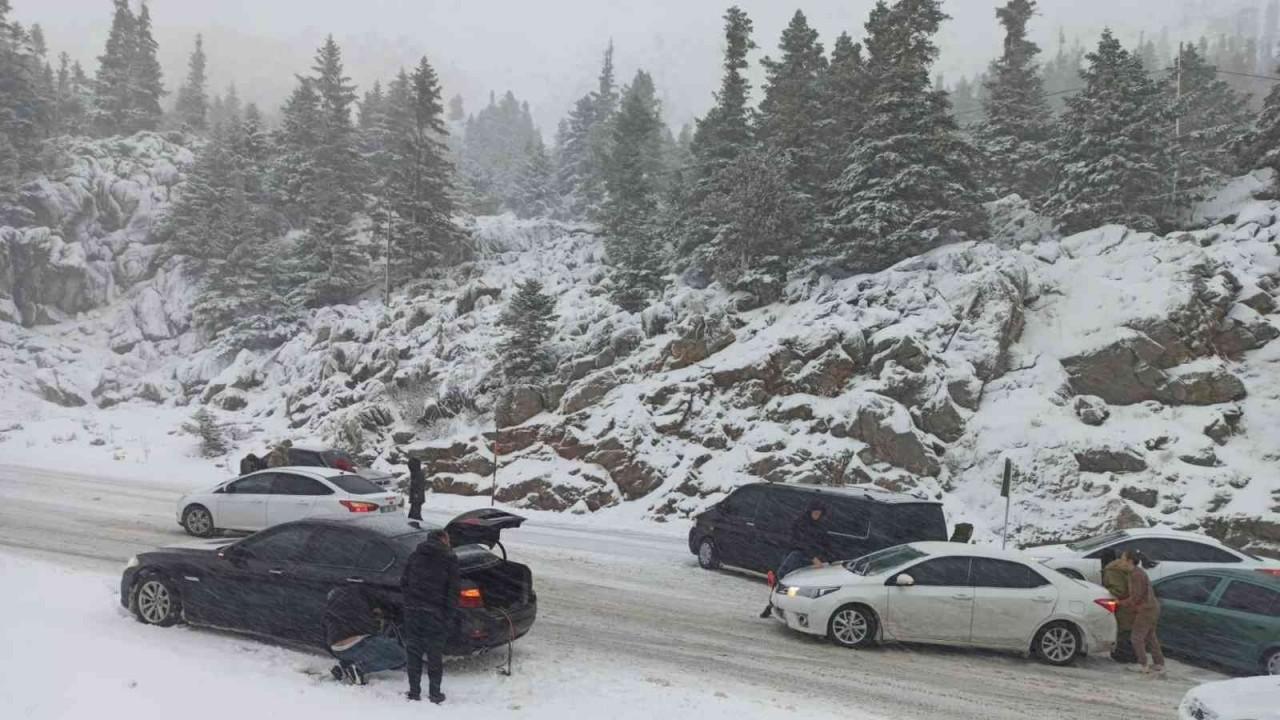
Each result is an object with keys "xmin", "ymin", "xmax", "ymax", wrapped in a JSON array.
[
  {"xmin": 401, "ymin": 529, "xmax": 459, "ymax": 703},
  {"xmin": 759, "ymin": 503, "xmax": 832, "ymax": 618},
  {"xmin": 239, "ymin": 453, "xmax": 263, "ymax": 476},
  {"xmin": 407, "ymin": 458, "xmax": 426, "ymax": 521},
  {"xmin": 324, "ymin": 586, "xmax": 406, "ymax": 685}
]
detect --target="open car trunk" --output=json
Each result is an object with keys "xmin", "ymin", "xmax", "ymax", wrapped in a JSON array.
[
  {"xmin": 446, "ymin": 508, "xmax": 526, "ymax": 556},
  {"xmin": 463, "ymin": 561, "xmax": 532, "ymax": 609}
]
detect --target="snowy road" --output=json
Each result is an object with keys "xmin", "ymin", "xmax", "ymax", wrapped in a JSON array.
[{"xmin": 0, "ymin": 464, "xmax": 1223, "ymax": 719}]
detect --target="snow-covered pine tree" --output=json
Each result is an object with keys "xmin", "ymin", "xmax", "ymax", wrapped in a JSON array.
[
  {"xmin": 128, "ymin": 2, "xmax": 165, "ymax": 132},
  {"xmin": 820, "ymin": 33, "xmax": 867, "ymax": 193},
  {"xmin": 603, "ymin": 70, "xmax": 667, "ymax": 312},
  {"xmin": 499, "ymin": 279, "xmax": 558, "ymax": 383},
  {"xmin": 185, "ymin": 408, "xmax": 228, "ymax": 458},
  {"xmin": 384, "ymin": 55, "xmax": 466, "ymax": 274},
  {"xmin": 1045, "ymin": 29, "xmax": 1174, "ymax": 233},
  {"xmin": 553, "ymin": 94, "xmax": 596, "ymax": 217},
  {"xmin": 583, "ymin": 41, "xmax": 618, "ymax": 218},
  {"xmin": 460, "ymin": 90, "xmax": 539, "ymax": 213},
  {"xmin": 174, "ymin": 34, "xmax": 208, "ymax": 132},
  {"xmin": 447, "ymin": 93, "xmax": 464, "ymax": 123},
  {"xmin": 1167, "ymin": 43, "xmax": 1248, "ymax": 193},
  {"xmin": 973, "ymin": 0, "xmax": 1055, "ymax": 203},
  {"xmin": 92, "ymin": 0, "xmax": 136, "ymax": 136},
  {"xmin": 757, "ymin": 10, "xmax": 828, "ymax": 201},
  {"xmin": 0, "ymin": 1, "xmax": 49, "ymax": 208},
  {"xmin": 291, "ymin": 36, "xmax": 370, "ymax": 307},
  {"xmin": 513, "ymin": 136, "xmax": 557, "ymax": 219},
  {"xmin": 1238, "ymin": 76, "xmax": 1280, "ymax": 186},
  {"xmin": 826, "ymin": 0, "xmax": 984, "ymax": 273},
  {"xmin": 236, "ymin": 103, "xmax": 272, "ymax": 206},
  {"xmin": 52, "ymin": 54, "xmax": 91, "ymax": 137}
]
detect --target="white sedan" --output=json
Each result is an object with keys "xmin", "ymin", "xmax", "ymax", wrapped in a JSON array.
[
  {"xmin": 1179, "ymin": 676, "xmax": 1280, "ymax": 720},
  {"xmin": 177, "ymin": 467, "xmax": 402, "ymax": 537},
  {"xmin": 1027, "ymin": 528, "xmax": 1280, "ymax": 585},
  {"xmin": 771, "ymin": 542, "xmax": 1118, "ymax": 666}
]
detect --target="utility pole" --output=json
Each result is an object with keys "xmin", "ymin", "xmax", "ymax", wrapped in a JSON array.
[{"xmin": 1172, "ymin": 41, "xmax": 1183, "ymax": 214}]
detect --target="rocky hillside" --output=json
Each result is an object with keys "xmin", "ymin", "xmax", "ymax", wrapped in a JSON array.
[{"xmin": 2, "ymin": 136, "xmax": 1278, "ymax": 556}]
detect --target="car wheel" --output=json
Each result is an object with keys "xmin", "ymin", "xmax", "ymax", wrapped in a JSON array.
[
  {"xmin": 182, "ymin": 504, "xmax": 216, "ymax": 538},
  {"xmin": 827, "ymin": 604, "xmax": 877, "ymax": 649},
  {"xmin": 1034, "ymin": 621, "xmax": 1082, "ymax": 666},
  {"xmin": 697, "ymin": 538, "xmax": 720, "ymax": 570},
  {"xmin": 1056, "ymin": 568, "xmax": 1085, "ymax": 581},
  {"xmin": 1264, "ymin": 649, "xmax": 1280, "ymax": 676},
  {"xmin": 131, "ymin": 574, "xmax": 182, "ymax": 627}
]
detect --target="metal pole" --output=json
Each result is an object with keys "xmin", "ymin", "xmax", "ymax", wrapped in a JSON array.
[
  {"xmin": 1001, "ymin": 458, "xmax": 1012, "ymax": 550},
  {"xmin": 490, "ymin": 415, "xmax": 499, "ymax": 507}
]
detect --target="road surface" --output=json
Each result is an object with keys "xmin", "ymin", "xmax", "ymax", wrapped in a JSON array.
[{"xmin": 0, "ymin": 464, "xmax": 1217, "ymax": 719}]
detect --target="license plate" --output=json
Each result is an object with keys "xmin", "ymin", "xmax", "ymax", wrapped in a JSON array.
[{"xmin": 379, "ymin": 505, "xmax": 396, "ymax": 513}]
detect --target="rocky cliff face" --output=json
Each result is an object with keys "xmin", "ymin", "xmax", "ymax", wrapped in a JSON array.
[{"xmin": 2, "ymin": 137, "xmax": 1277, "ymax": 556}]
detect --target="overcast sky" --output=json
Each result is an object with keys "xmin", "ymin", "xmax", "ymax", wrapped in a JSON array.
[{"xmin": 16, "ymin": 0, "xmax": 1263, "ymax": 134}]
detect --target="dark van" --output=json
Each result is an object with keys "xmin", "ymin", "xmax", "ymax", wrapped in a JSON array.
[{"xmin": 688, "ymin": 482, "xmax": 947, "ymax": 573}]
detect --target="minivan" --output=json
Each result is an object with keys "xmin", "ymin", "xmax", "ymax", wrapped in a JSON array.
[{"xmin": 688, "ymin": 482, "xmax": 948, "ymax": 573}]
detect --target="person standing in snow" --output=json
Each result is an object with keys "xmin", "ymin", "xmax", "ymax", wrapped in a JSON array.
[
  {"xmin": 407, "ymin": 458, "xmax": 426, "ymax": 521},
  {"xmin": 1101, "ymin": 549, "xmax": 1137, "ymax": 663},
  {"xmin": 325, "ymin": 586, "xmax": 406, "ymax": 685},
  {"xmin": 1118, "ymin": 550, "xmax": 1165, "ymax": 675},
  {"xmin": 759, "ymin": 502, "xmax": 833, "ymax": 619},
  {"xmin": 401, "ymin": 529, "xmax": 459, "ymax": 704}
]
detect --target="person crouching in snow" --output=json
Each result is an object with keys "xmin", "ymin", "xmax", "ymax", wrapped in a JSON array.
[{"xmin": 325, "ymin": 586, "xmax": 406, "ymax": 685}]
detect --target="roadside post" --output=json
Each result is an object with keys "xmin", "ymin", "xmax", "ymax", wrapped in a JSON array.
[{"xmin": 1000, "ymin": 458, "xmax": 1012, "ymax": 549}]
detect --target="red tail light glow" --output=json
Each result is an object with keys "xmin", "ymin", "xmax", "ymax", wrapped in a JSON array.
[
  {"xmin": 1256, "ymin": 568, "xmax": 1280, "ymax": 578},
  {"xmin": 1094, "ymin": 598, "xmax": 1119, "ymax": 614},
  {"xmin": 459, "ymin": 587, "xmax": 483, "ymax": 609},
  {"xmin": 339, "ymin": 500, "xmax": 378, "ymax": 513},
  {"xmin": 335, "ymin": 459, "xmax": 355, "ymax": 471}
]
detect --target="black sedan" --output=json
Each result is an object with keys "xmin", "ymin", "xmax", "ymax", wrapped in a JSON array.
[{"xmin": 121, "ymin": 509, "xmax": 536, "ymax": 655}]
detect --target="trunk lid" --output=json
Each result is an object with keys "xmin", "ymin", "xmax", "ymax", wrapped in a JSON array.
[{"xmin": 446, "ymin": 508, "xmax": 525, "ymax": 549}]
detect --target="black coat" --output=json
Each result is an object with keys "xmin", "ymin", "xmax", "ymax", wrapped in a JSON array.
[
  {"xmin": 790, "ymin": 513, "xmax": 832, "ymax": 561},
  {"xmin": 408, "ymin": 467, "xmax": 426, "ymax": 505},
  {"xmin": 400, "ymin": 536, "xmax": 460, "ymax": 619},
  {"xmin": 324, "ymin": 586, "xmax": 380, "ymax": 648}
]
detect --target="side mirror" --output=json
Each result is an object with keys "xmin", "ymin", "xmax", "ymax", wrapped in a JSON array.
[{"xmin": 895, "ymin": 573, "xmax": 916, "ymax": 587}]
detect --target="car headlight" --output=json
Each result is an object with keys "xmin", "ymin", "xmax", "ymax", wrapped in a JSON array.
[
  {"xmin": 787, "ymin": 586, "xmax": 841, "ymax": 599},
  {"xmin": 125, "ymin": 556, "xmax": 139, "ymax": 570}
]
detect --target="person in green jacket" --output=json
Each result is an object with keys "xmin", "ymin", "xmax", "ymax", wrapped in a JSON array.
[{"xmin": 1101, "ymin": 549, "xmax": 1137, "ymax": 663}]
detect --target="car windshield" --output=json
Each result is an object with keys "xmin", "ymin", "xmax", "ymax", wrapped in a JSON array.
[
  {"xmin": 1065, "ymin": 530, "xmax": 1128, "ymax": 552},
  {"xmin": 845, "ymin": 545, "xmax": 926, "ymax": 576},
  {"xmin": 329, "ymin": 474, "xmax": 383, "ymax": 495}
]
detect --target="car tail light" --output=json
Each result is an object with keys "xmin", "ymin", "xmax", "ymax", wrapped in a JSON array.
[
  {"xmin": 1256, "ymin": 568, "xmax": 1280, "ymax": 578},
  {"xmin": 339, "ymin": 500, "xmax": 378, "ymax": 513},
  {"xmin": 335, "ymin": 458, "xmax": 355, "ymax": 471},
  {"xmin": 459, "ymin": 586, "xmax": 483, "ymax": 609},
  {"xmin": 1094, "ymin": 598, "xmax": 1119, "ymax": 614}
]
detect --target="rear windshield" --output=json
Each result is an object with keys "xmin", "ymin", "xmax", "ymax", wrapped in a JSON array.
[
  {"xmin": 885, "ymin": 504, "xmax": 947, "ymax": 543},
  {"xmin": 846, "ymin": 545, "xmax": 926, "ymax": 576},
  {"xmin": 1066, "ymin": 530, "xmax": 1128, "ymax": 552},
  {"xmin": 329, "ymin": 474, "xmax": 383, "ymax": 495}
]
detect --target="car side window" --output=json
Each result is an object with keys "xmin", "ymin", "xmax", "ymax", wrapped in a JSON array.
[
  {"xmin": 1216, "ymin": 582, "xmax": 1280, "ymax": 617},
  {"xmin": 1155, "ymin": 575, "xmax": 1222, "ymax": 604},
  {"xmin": 242, "ymin": 527, "xmax": 312, "ymax": 563},
  {"xmin": 722, "ymin": 488, "xmax": 762, "ymax": 520},
  {"xmin": 1163, "ymin": 540, "xmax": 1240, "ymax": 564},
  {"xmin": 303, "ymin": 528, "xmax": 366, "ymax": 567},
  {"xmin": 824, "ymin": 499, "xmax": 871, "ymax": 540},
  {"xmin": 272, "ymin": 473, "xmax": 333, "ymax": 496},
  {"xmin": 756, "ymin": 490, "xmax": 810, "ymax": 532},
  {"xmin": 227, "ymin": 474, "xmax": 274, "ymax": 495},
  {"xmin": 903, "ymin": 557, "xmax": 972, "ymax": 587},
  {"xmin": 357, "ymin": 541, "xmax": 395, "ymax": 572},
  {"xmin": 971, "ymin": 558, "xmax": 1050, "ymax": 589},
  {"xmin": 287, "ymin": 449, "xmax": 325, "ymax": 467}
]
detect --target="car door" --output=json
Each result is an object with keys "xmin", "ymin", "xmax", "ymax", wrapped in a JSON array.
[
  {"xmin": 754, "ymin": 488, "xmax": 810, "ymax": 573},
  {"xmin": 1203, "ymin": 579, "xmax": 1280, "ymax": 671},
  {"xmin": 215, "ymin": 473, "xmax": 273, "ymax": 530},
  {"xmin": 1152, "ymin": 573, "xmax": 1224, "ymax": 654},
  {"xmin": 885, "ymin": 556, "xmax": 974, "ymax": 644},
  {"xmin": 1127, "ymin": 539, "xmax": 1241, "ymax": 582},
  {"xmin": 202, "ymin": 525, "xmax": 314, "ymax": 635},
  {"xmin": 266, "ymin": 472, "xmax": 334, "ymax": 525},
  {"xmin": 969, "ymin": 558, "xmax": 1057, "ymax": 649},
  {"xmin": 276, "ymin": 526, "xmax": 387, "ymax": 646},
  {"xmin": 713, "ymin": 487, "xmax": 763, "ymax": 570}
]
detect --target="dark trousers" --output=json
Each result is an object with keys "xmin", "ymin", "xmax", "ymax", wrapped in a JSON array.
[
  {"xmin": 776, "ymin": 550, "xmax": 810, "ymax": 580},
  {"xmin": 408, "ymin": 501, "xmax": 423, "ymax": 521},
  {"xmin": 404, "ymin": 609, "xmax": 448, "ymax": 696}
]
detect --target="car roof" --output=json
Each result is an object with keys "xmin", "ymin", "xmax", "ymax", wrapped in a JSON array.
[
  {"xmin": 240, "ymin": 466, "xmax": 350, "ymax": 479},
  {"xmin": 299, "ymin": 515, "xmax": 443, "ymax": 537},
  {"xmin": 289, "ymin": 445, "xmax": 332, "ymax": 453},
  {"xmin": 1105, "ymin": 527, "xmax": 1234, "ymax": 545},
  {"xmin": 1156, "ymin": 568, "xmax": 1280, "ymax": 588},
  {"xmin": 742, "ymin": 481, "xmax": 938, "ymax": 506},
  {"xmin": 907, "ymin": 541, "xmax": 1039, "ymax": 561}
]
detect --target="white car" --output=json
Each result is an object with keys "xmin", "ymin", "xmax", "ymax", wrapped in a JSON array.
[
  {"xmin": 1028, "ymin": 528, "xmax": 1280, "ymax": 585},
  {"xmin": 1179, "ymin": 676, "xmax": 1280, "ymax": 720},
  {"xmin": 771, "ymin": 542, "xmax": 1118, "ymax": 666},
  {"xmin": 177, "ymin": 467, "xmax": 402, "ymax": 537}
]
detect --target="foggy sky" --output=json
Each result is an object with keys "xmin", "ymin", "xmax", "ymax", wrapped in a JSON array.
[{"xmin": 16, "ymin": 0, "xmax": 1261, "ymax": 134}]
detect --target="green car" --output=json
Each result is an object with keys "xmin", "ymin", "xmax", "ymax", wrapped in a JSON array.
[{"xmin": 1153, "ymin": 568, "xmax": 1280, "ymax": 676}]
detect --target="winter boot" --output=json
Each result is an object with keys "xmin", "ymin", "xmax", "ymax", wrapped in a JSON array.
[
  {"xmin": 330, "ymin": 665, "xmax": 345, "ymax": 682},
  {"xmin": 429, "ymin": 692, "xmax": 446, "ymax": 705}
]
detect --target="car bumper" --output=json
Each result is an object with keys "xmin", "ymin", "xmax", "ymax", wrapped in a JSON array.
[
  {"xmin": 447, "ymin": 598, "xmax": 538, "ymax": 655},
  {"xmin": 771, "ymin": 592, "xmax": 828, "ymax": 638}
]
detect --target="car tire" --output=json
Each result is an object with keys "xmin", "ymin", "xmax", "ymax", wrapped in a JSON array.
[
  {"xmin": 131, "ymin": 573, "xmax": 182, "ymax": 627},
  {"xmin": 1056, "ymin": 568, "xmax": 1085, "ymax": 581},
  {"xmin": 1033, "ymin": 621, "xmax": 1082, "ymax": 666},
  {"xmin": 827, "ymin": 604, "xmax": 878, "ymax": 649},
  {"xmin": 182, "ymin": 504, "xmax": 216, "ymax": 538},
  {"xmin": 696, "ymin": 538, "xmax": 720, "ymax": 570},
  {"xmin": 1263, "ymin": 648, "xmax": 1280, "ymax": 676}
]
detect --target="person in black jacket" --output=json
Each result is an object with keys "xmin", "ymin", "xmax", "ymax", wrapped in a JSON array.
[
  {"xmin": 401, "ymin": 529, "xmax": 459, "ymax": 703},
  {"xmin": 324, "ymin": 587, "xmax": 406, "ymax": 685},
  {"xmin": 407, "ymin": 458, "xmax": 426, "ymax": 521},
  {"xmin": 759, "ymin": 503, "xmax": 832, "ymax": 619}
]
